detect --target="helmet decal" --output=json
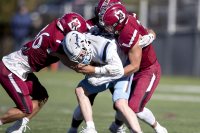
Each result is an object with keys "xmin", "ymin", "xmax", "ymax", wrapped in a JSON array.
[
  {"xmin": 57, "ymin": 12, "xmax": 87, "ymax": 33},
  {"xmin": 114, "ymin": 10, "xmax": 126, "ymax": 24},
  {"xmin": 68, "ymin": 18, "xmax": 81, "ymax": 31}
]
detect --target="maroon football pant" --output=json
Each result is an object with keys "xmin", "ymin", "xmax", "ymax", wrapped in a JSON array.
[
  {"xmin": 128, "ymin": 60, "xmax": 161, "ymax": 113},
  {"xmin": 0, "ymin": 61, "xmax": 48, "ymax": 114}
]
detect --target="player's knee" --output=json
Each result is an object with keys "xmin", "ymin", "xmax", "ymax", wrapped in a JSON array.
[
  {"xmin": 75, "ymin": 87, "xmax": 85, "ymax": 97},
  {"xmin": 38, "ymin": 97, "xmax": 48, "ymax": 108},
  {"xmin": 114, "ymin": 99, "xmax": 126, "ymax": 111},
  {"xmin": 33, "ymin": 89, "xmax": 49, "ymax": 108}
]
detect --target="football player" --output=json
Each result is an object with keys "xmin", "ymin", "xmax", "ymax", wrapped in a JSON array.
[
  {"xmin": 99, "ymin": 3, "xmax": 168, "ymax": 133},
  {"xmin": 63, "ymin": 31, "xmax": 142, "ymax": 133},
  {"xmin": 67, "ymin": 1, "xmax": 156, "ymax": 133},
  {"xmin": 0, "ymin": 12, "xmax": 88, "ymax": 133}
]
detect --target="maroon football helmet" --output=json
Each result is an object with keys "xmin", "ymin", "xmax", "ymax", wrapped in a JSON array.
[
  {"xmin": 57, "ymin": 12, "xmax": 87, "ymax": 34},
  {"xmin": 99, "ymin": 3, "xmax": 127, "ymax": 34},
  {"xmin": 96, "ymin": 0, "xmax": 121, "ymax": 14}
]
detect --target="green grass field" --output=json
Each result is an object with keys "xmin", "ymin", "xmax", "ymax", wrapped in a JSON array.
[{"xmin": 1, "ymin": 70, "xmax": 200, "ymax": 133}]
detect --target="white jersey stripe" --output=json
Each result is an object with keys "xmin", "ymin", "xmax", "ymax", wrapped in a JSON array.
[
  {"xmin": 146, "ymin": 73, "xmax": 156, "ymax": 92},
  {"xmin": 8, "ymin": 73, "xmax": 22, "ymax": 93},
  {"xmin": 124, "ymin": 74, "xmax": 134, "ymax": 92},
  {"xmin": 129, "ymin": 29, "xmax": 138, "ymax": 46}
]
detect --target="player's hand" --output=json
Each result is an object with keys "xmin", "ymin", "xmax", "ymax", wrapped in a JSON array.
[
  {"xmin": 147, "ymin": 29, "xmax": 156, "ymax": 39},
  {"xmin": 75, "ymin": 64, "xmax": 95, "ymax": 74}
]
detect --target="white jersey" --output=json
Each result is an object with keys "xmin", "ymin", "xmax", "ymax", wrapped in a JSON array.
[
  {"xmin": 2, "ymin": 50, "xmax": 32, "ymax": 81},
  {"xmin": 87, "ymin": 34, "xmax": 115, "ymax": 64},
  {"xmin": 85, "ymin": 33, "xmax": 127, "ymax": 86}
]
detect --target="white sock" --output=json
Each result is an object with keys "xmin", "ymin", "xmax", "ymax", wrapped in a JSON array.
[
  {"xmin": 137, "ymin": 107, "xmax": 156, "ymax": 125},
  {"xmin": 0, "ymin": 120, "xmax": 3, "ymax": 125},
  {"xmin": 154, "ymin": 122, "xmax": 162, "ymax": 131},
  {"xmin": 86, "ymin": 121, "xmax": 95, "ymax": 129},
  {"xmin": 23, "ymin": 117, "xmax": 29, "ymax": 125}
]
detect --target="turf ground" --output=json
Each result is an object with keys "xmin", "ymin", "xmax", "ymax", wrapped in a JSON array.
[{"xmin": 1, "ymin": 70, "xmax": 200, "ymax": 133}]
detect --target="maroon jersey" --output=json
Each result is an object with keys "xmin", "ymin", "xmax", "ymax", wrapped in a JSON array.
[
  {"xmin": 22, "ymin": 19, "xmax": 64, "ymax": 72},
  {"xmin": 118, "ymin": 15, "xmax": 157, "ymax": 70},
  {"xmin": 87, "ymin": 17, "xmax": 98, "ymax": 27}
]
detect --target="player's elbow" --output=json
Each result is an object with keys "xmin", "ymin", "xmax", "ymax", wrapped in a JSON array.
[
  {"xmin": 134, "ymin": 65, "xmax": 140, "ymax": 72},
  {"xmin": 133, "ymin": 60, "xmax": 141, "ymax": 72},
  {"xmin": 130, "ymin": 64, "xmax": 140, "ymax": 74}
]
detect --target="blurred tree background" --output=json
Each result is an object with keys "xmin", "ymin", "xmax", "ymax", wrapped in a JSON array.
[
  {"xmin": 0, "ymin": 0, "xmax": 138, "ymax": 57},
  {"xmin": 0, "ymin": 0, "xmax": 46, "ymax": 35},
  {"xmin": 0, "ymin": 0, "xmax": 200, "ymax": 76},
  {"xmin": 0, "ymin": 0, "xmax": 45, "ymax": 57}
]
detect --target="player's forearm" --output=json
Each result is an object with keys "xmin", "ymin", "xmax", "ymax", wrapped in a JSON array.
[
  {"xmin": 124, "ymin": 42, "xmax": 142, "ymax": 76},
  {"xmin": 124, "ymin": 63, "xmax": 140, "ymax": 76}
]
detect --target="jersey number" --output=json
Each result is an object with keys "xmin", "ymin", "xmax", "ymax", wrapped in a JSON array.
[{"xmin": 32, "ymin": 32, "xmax": 50, "ymax": 49}]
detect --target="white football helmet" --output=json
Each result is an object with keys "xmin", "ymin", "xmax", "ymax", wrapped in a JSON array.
[{"xmin": 62, "ymin": 31, "xmax": 92, "ymax": 64}]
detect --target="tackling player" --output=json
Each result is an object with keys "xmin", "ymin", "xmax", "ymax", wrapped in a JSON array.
[
  {"xmin": 67, "ymin": 0, "xmax": 167, "ymax": 133},
  {"xmin": 0, "ymin": 12, "xmax": 88, "ymax": 133},
  {"xmin": 99, "ymin": 3, "xmax": 168, "ymax": 133}
]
